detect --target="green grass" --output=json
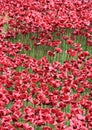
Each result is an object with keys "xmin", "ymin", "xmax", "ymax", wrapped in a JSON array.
[
  {"xmin": 5, "ymin": 29, "xmax": 91, "ymax": 65},
  {"xmin": 3, "ymin": 23, "xmax": 91, "ymax": 64}
]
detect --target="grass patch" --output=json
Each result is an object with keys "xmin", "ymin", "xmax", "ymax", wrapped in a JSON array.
[{"xmin": 4, "ymin": 27, "xmax": 91, "ymax": 64}]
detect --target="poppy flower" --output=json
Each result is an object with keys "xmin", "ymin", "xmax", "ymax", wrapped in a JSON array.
[{"xmin": 54, "ymin": 47, "xmax": 62, "ymax": 53}]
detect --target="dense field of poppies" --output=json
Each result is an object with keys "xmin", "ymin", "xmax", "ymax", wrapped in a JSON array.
[{"xmin": 0, "ymin": 0, "xmax": 92, "ymax": 130}]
